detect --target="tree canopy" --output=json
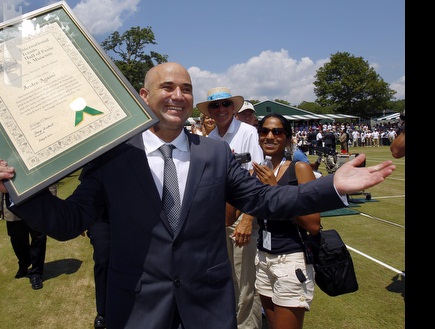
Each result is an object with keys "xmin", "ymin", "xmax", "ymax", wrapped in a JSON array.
[
  {"xmin": 313, "ymin": 52, "xmax": 396, "ymax": 119},
  {"xmin": 101, "ymin": 26, "xmax": 168, "ymax": 91}
]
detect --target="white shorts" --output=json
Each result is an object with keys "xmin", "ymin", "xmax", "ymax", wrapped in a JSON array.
[{"xmin": 255, "ymin": 251, "xmax": 315, "ymax": 310}]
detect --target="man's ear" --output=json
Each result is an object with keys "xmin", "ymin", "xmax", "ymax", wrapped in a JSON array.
[{"xmin": 139, "ymin": 88, "xmax": 149, "ymax": 104}]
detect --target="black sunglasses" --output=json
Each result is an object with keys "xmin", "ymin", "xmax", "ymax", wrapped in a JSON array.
[
  {"xmin": 258, "ymin": 127, "xmax": 287, "ymax": 137},
  {"xmin": 208, "ymin": 101, "xmax": 233, "ymax": 109}
]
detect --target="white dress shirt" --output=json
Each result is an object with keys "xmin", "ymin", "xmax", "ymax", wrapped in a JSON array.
[{"xmin": 142, "ymin": 129, "xmax": 190, "ymax": 204}]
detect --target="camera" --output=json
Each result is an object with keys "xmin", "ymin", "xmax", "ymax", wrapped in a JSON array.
[{"xmin": 234, "ymin": 152, "xmax": 251, "ymax": 164}]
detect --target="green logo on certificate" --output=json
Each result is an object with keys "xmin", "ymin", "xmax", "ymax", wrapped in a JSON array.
[{"xmin": 70, "ymin": 97, "xmax": 103, "ymax": 126}]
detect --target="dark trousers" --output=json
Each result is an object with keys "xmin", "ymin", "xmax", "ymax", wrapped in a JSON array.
[
  {"xmin": 87, "ymin": 220, "xmax": 111, "ymax": 316},
  {"xmin": 309, "ymin": 141, "xmax": 316, "ymax": 155},
  {"xmin": 6, "ymin": 220, "xmax": 46, "ymax": 276},
  {"xmin": 325, "ymin": 144, "xmax": 335, "ymax": 153}
]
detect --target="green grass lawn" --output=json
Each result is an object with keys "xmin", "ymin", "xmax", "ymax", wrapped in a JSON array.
[{"xmin": 0, "ymin": 146, "xmax": 405, "ymax": 329}]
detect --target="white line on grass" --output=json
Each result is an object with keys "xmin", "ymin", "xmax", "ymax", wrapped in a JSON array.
[
  {"xmin": 346, "ymin": 245, "xmax": 405, "ymax": 277},
  {"xmin": 371, "ymin": 195, "xmax": 405, "ymax": 199},
  {"xmin": 385, "ymin": 176, "xmax": 405, "ymax": 181},
  {"xmin": 359, "ymin": 212, "xmax": 404, "ymax": 228}
]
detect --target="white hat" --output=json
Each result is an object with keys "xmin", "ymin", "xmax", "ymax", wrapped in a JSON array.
[
  {"xmin": 196, "ymin": 87, "xmax": 244, "ymax": 116},
  {"xmin": 238, "ymin": 101, "xmax": 256, "ymax": 113}
]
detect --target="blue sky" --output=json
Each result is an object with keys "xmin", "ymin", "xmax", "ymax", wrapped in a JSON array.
[{"xmin": 1, "ymin": 0, "xmax": 405, "ymax": 106}]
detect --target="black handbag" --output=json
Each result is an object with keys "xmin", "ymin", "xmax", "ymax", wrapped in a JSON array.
[{"xmin": 309, "ymin": 229, "xmax": 359, "ymax": 296}]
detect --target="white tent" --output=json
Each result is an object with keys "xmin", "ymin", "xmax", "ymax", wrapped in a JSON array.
[
  {"xmin": 257, "ymin": 113, "xmax": 359, "ymax": 122},
  {"xmin": 375, "ymin": 113, "xmax": 400, "ymax": 121}
]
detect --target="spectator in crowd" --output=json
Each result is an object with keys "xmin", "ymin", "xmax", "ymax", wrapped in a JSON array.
[
  {"xmin": 360, "ymin": 131, "xmax": 366, "ymax": 147},
  {"xmin": 191, "ymin": 118, "xmax": 203, "ymax": 135},
  {"xmin": 372, "ymin": 129, "xmax": 380, "ymax": 147},
  {"xmin": 307, "ymin": 127, "xmax": 317, "ymax": 155},
  {"xmin": 339, "ymin": 128, "xmax": 348, "ymax": 154},
  {"xmin": 316, "ymin": 128, "xmax": 323, "ymax": 148},
  {"xmin": 0, "ymin": 62, "xmax": 395, "ymax": 329},
  {"xmin": 351, "ymin": 129, "xmax": 360, "ymax": 147},
  {"xmin": 197, "ymin": 87, "xmax": 263, "ymax": 328},
  {"xmin": 388, "ymin": 128, "xmax": 397, "ymax": 144},
  {"xmin": 236, "ymin": 101, "xmax": 258, "ymax": 126},
  {"xmin": 197, "ymin": 86, "xmax": 263, "ymax": 170},
  {"xmin": 236, "ymin": 113, "xmax": 321, "ymax": 329},
  {"xmin": 199, "ymin": 113, "xmax": 216, "ymax": 136},
  {"xmin": 366, "ymin": 130, "xmax": 373, "ymax": 147},
  {"xmin": 345, "ymin": 129, "xmax": 350, "ymax": 153},
  {"xmin": 323, "ymin": 128, "xmax": 336, "ymax": 153},
  {"xmin": 292, "ymin": 147, "xmax": 322, "ymax": 178},
  {"xmin": 1, "ymin": 202, "xmax": 46, "ymax": 290},
  {"xmin": 390, "ymin": 111, "xmax": 405, "ymax": 158},
  {"xmin": 390, "ymin": 129, "xmax": 405, "ymax": 158},
  {"xmin": 0, "ymin": 184, "xmax": 57, "ymax": 290}
]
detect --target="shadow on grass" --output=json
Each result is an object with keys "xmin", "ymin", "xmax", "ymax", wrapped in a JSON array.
[
  {"xmin": 42, "ymin": 258, "xmax": 83, "ymax": 281},
  {"xmin": 386, "ymin": 273, "xmax": 405, "ymax": 300}
]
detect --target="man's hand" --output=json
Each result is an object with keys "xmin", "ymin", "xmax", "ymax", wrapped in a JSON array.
[
  {"xmin": 225, "ymin": 203, "xmax": 238, "ymax": 226},
  {"xmin": 0, "ymin": 160, "xmax": 15, "ymax": 193},
  {"xmin": 333, "ymin": 154, "xmax": 395, "ymax": 195},
  {"xmin": 232, "ymin": 214, "xmax": 254, "ymax": 247}
]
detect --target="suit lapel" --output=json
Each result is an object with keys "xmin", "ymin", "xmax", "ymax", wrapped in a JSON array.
[
  {"xmin": 125, "ymin": 134, "xmax": 163, "ymax": 217},
  {"xmin": 182, "ymin": 134, "xmax": 205, "ymax": 208},
  {"xmin": 172, "ymin": 133, "xmax": 206, "ymax": 236}
]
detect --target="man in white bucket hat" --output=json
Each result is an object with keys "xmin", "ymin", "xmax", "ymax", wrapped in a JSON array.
[{"xmin": 197, "ymin": 87, "xmax": 264, "ymax": 328}]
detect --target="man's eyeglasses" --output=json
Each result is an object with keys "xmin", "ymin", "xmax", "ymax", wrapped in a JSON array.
[
  {"xmin": 208, "ymin": 101, "xmax": 233, "ymax": 109},
  {"xmin": 258, "ymin": 127, "xmax": 287, "ymax": 137}
]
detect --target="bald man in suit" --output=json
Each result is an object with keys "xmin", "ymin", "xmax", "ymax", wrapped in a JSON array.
[{"xmin": 0, "ymin": 62, "xmax": 395, "ymax": 329}]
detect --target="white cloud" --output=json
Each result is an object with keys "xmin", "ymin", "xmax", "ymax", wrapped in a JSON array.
[
  {"xmin": 390, "ymin": 76, "xmax": 405, "ymax": 100},
  {"xmin": 190, "ymin": 50, "xmax": 404, "ymax": 106},
  {"xmin": 72, "ymin": 0, "xmax": 140, "ymax": 36},
  {"xmin": 190, "ymin": 50, "xmax": 327, "ymax": 106}
]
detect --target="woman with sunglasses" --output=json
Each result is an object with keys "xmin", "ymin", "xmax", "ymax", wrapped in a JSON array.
[{"xmin": 237, "ymin": 113, "xmax": 321, "ymax": 329}]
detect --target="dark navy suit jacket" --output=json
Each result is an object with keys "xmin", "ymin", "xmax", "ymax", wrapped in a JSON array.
[{"xmin": 10, "ymin": 130, "xmax": 344, "ymax": 329}]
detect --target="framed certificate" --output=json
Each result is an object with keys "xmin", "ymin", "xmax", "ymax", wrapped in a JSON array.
[{"xmin": 0, "ymin": 1, "xmax": 159, "ymax": 204}]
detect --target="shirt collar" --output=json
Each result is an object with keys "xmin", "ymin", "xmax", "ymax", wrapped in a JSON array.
[
  {"xmin": 142, "ymin": 129, "xmax": 189, "ymax": 154},
  {"xmin": 210, "ymin": 116, "xmax": 239, "ymax": 139}
]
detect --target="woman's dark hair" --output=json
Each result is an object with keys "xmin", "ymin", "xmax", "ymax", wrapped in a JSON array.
[{"xmin": 257, "ymin": 113, "xmax": 292, "ymax": 137}]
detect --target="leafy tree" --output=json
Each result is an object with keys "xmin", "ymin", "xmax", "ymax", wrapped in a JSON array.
[
  {"xmin": 274, "ymin": 99, "xmax": 291, "ymax": 106},
  {"xmin": 191, "ymin": 107, "xmax": 201, "ymax": 118},
  {"xmin": 313, "ymin": 52, "xmax": 396, "ymax": 119},
  {"xmin": 387, "ymin": 99, "xmax": 405, "ymax": 113},
  {"xmin": 297, "ymin": 101, "xmax": 335, "ymax": 114},
  {"xmin": 101, "ymin": 26, "xmax": 168, "ymax": 91}
]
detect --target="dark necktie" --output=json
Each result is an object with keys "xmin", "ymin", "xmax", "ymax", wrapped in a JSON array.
[{"xmin": 159, "ymin": 144, "xmax": 181, "ymax": 233}]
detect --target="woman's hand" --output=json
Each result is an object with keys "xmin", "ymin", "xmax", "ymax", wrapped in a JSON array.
[
  {"xmin": 232, "ymin": 214, "xmax": 254, "ymax": 247},
  {"xmin": 252, "ymin": 162, "xmax": 277, "ymax": 185}
]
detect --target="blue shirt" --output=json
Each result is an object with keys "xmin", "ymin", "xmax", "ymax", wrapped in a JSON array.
[{"xmin": 292, "ymin": 148, "xmax": 310, "ymax": 164}]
